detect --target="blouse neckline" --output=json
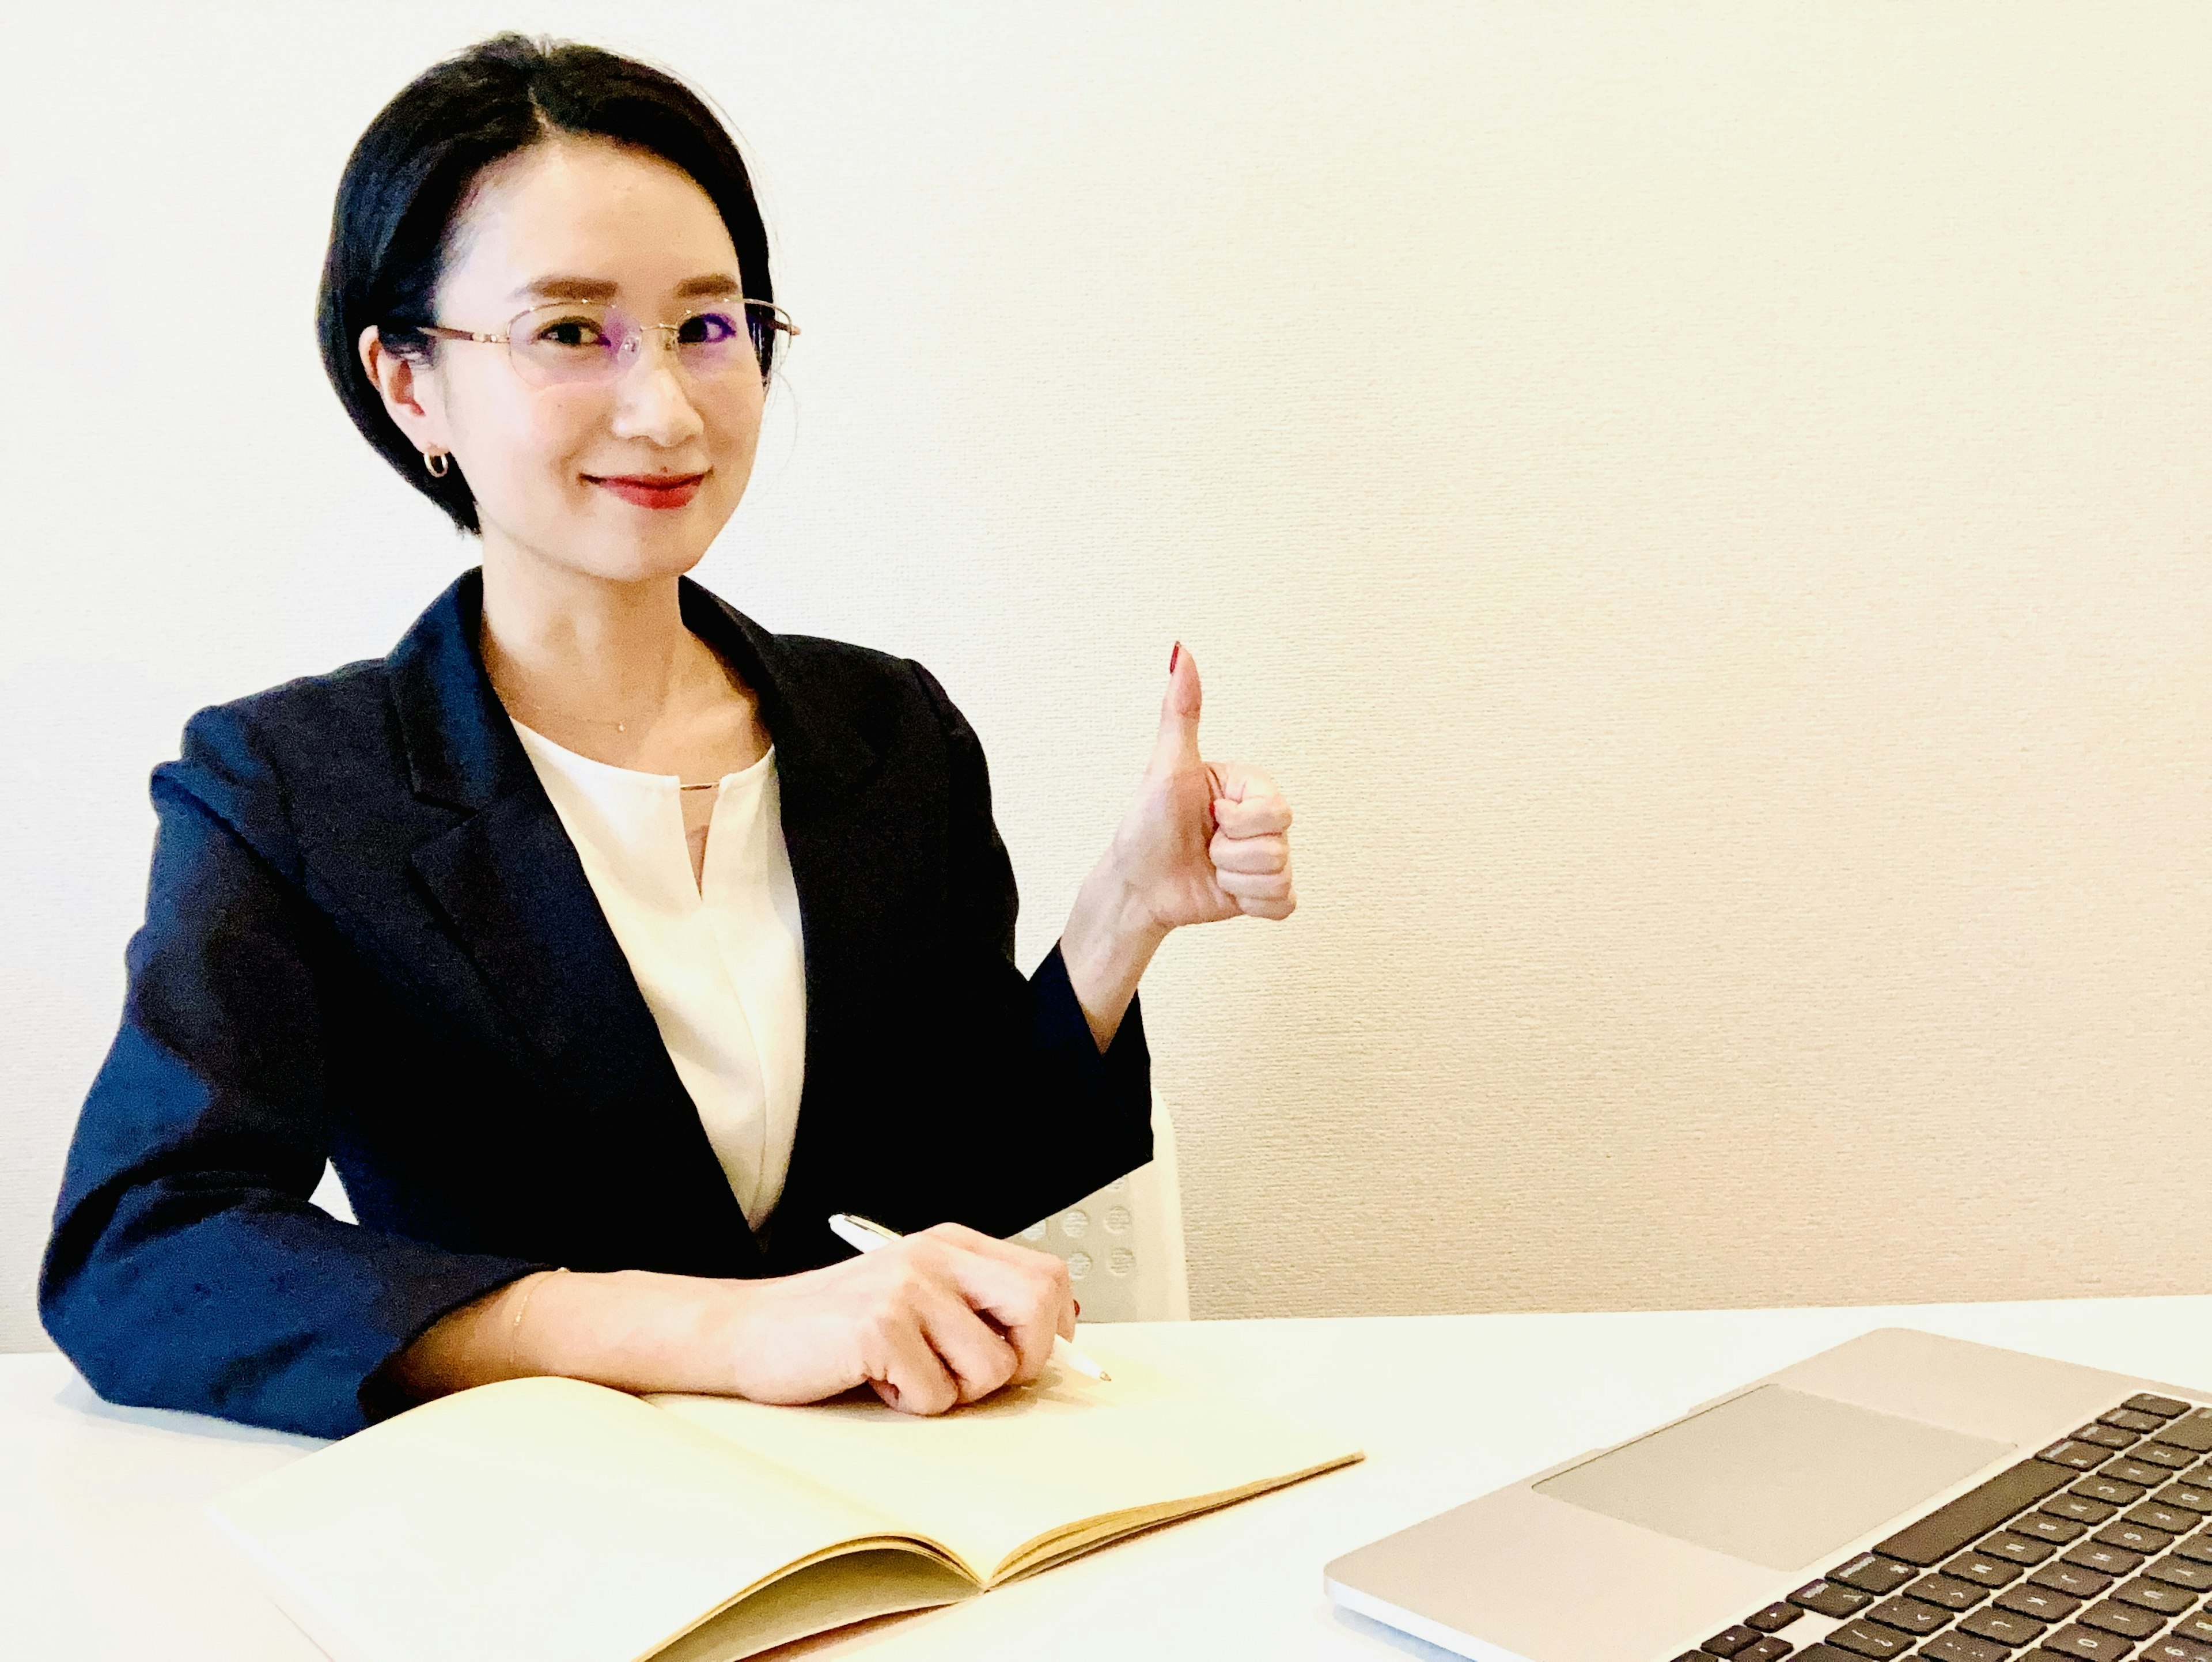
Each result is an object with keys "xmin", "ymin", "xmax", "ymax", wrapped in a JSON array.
[{"xmin": 506, "ymin": 715, "xmax": 776, "ymax": 792}]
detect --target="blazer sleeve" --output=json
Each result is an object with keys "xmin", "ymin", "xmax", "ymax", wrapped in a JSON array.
[
  {"xmin": 37, "ymin": 705, "xmax": 551, "ymax": 1440},
  {"xmin": 897, "ymin": 661, "xmax": 1155, "ymax": 1237}
]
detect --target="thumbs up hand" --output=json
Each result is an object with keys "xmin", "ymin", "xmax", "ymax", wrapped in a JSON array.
[
  {"xmin": 1056, "ymin": 643, "xmax": 1295, "ymax": 1049},
  {"xmin": 1111, "ymin": 643, "xmax": 1297, "ymax": 932}
]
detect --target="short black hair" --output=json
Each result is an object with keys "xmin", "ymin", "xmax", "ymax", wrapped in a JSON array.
[{"xmin": 316, "ymin": 33, "xmax": 774, "ymax": 534}]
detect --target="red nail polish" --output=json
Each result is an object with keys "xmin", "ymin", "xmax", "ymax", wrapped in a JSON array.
[{"xmin": 1169, "ymin": 643, "xmax": 1181, "ymax": 675}]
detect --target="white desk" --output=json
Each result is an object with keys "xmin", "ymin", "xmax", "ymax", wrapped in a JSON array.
[{"xmin": 11, "ymin": 1298, "xmax": 2212, "ymax": 1661}]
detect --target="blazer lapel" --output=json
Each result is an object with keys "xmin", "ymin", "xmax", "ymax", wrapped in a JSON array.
[
  {"xmin": 407, "ymin": 795, "xmax": 672, "ymax": 1118},
  {"xmin": 387, "ymin": 573, "xmax": 762, "ymax": 1270}
]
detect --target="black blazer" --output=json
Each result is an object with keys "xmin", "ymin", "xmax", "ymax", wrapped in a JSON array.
[{"xmin": 40, "ymin": 572, "xmax": 1152, "ymax": 1439}]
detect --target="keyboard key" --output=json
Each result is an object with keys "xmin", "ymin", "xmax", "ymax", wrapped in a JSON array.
[
  {"xmin": 2083, "ymin": 1428, "xmax": 2152, "ymax": 1450},
  {"xmin": 1703, "ymin": 1627, "xmax": 1762, "ymax": 1656},
  {"xmin": 2126, "ymin": 1396, "xmax": 2191, "ymax": 1419},
  {"xmin": 1878, "ymin": 1460, "xmax": 2077, "ymax": 1566},
  {"xmin": 1946, "ymin": 1552, "xmax": 2025, "ymax": 1589},
  {"xmin": 1821, "ymin": 1619, "xmax": 1913, "ymax": 1659},
  {"xmin": 1747, "ymin": 1604, "xmax": 1802, "ymax": 1633},
  {"xmin": 2109, "ymin": 1412, "xmax": 2173, "ymax": 1434},
  {"xmin": 1960, "ymin": 1603, "xmax": 2049, "ymax": 1646},
  {"xmin": 2177, "ymin": 1613, "xmax": 2212, "ymax": 1644},
  {"xmin": 1834, "ymin": 1556, "xmax": 1921, "ymax": 1596},
  {"xmin": 2071, "ymin": 1544, "xmax": 2151, "ymax": 1577},
  {"xmin": 2037, "ymin": 1563, "xmax": 2120, "ymax": 1598},
  {"xmin": 2080, "ymin": 1479, "xmax": 2154, "ymax": 1507},
  {"xmin": 1997, "ymin": 1582, "xmax": 2083, "ymax": 1622},
  {"xmin": 1794, "ymin": 1581, "xmax": 1877, "ymax": 1619},
  {"xmin": 1914, "ymin": 1574, "xmax": 1995, "ymax": 1611},
  {"xmin": 2115, "ymin": 1578, "xmax": 2200, "ymax": 1616},
  {"xmin": 2157, "ymin": 1486, "xmax": 2212, "ymax": 1515},
  {"xmin": 1742, "ymin": 1640, "xmax": 1793, "ymax": 1662},
  {"xmin": 2048, "ymin": 1443, "xmax": 2123, "ymax": 1472},
  {"xmin": 1986, "ymin": 1532, "xmax": 2059, "ymax": 1565},
  {"xmin": 2130, "ymin": 1505, "xmax": 2203, "ymax": 1536},
  {"xmin": 2173, "ymin": 1539, "xmax": 2212, "ymax": 1568},
  {"xmin": 2044, "ymin": 1629, "xmax": 2150, "ymax": 1662},
  {"xmin": 2058, "ymin": 1495, "xmax": 2129, "ymax": 1524},
  {"xmin": 1918, "ymin": 1634, "xmax": 2005, "ymax": 1662},
  {"xmin": 1866, "ymin": 1597, "xmax": 1950, "ymax": 1636},
  {"xmin": 2097, "ymin": 1525, "xmax": 2177, "ymax": 1557},
  {"xmin": 2043, "ymin": 1622, "xmax": 2143, "ymax": 1659},
  {"xmin": 2140, "ymin": 1636, "xmax": 2212, "ymax": 1662},
  {"xmin": 2156, "ymin": 1417, "xmax": 2212, "ymax": 1455},
  {"xmin": 2027, "ymin": 1517, "xmax": 2095, "ymax": 1547},
  {"xmin": 2146, "ymin": 1559, "xmax": 2212, "ymax": 1593},
  {"xmin": 2082, "ymin": 1600, "xmax": 2170, "ymax": 1639},
  {"xmin": 2115, "ymin": 1463, "xmax": 2182, "ymax": 1489},
  {"xmin": 1789, "ymin": 1649, "xmax": 1859, "ymax": 1662},
  {"xmin": 2134, "ymin": 1447, "xmax": 2200, "ymax": 1472}
]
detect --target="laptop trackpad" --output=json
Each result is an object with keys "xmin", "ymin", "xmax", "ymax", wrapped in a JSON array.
[{"xmin": 1534, "ymin": 1384, "xmax": 2011, "ymax": 1572}]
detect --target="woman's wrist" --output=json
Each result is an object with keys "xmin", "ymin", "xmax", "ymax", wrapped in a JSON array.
[
  {"xmin": 1059, "ymin": 854, "xmax": 1172, "ymax": 1052},
  {"xmin": 514, "ymin": 1267, "xmax": 743, "ymax": 1394},
  {"xmin": 389, "ymin": 1267, "xmax": 748, "ymax": 1402}
]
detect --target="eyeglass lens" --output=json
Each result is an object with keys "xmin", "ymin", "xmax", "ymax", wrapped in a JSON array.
[{"xmin": 506, "ymin": 301, "xmax": 787, "ymax": 385}]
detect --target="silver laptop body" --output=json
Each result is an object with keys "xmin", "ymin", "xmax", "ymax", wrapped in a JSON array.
[{"xmin": 1325, "ymin": 1327, "xmax": 2212, "ymax": 1662}]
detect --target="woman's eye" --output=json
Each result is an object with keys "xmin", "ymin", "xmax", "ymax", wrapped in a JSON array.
[
  {"xmin": 535, "ymin": 316, "xmax": 608, "ymax": 349},
  {"xmin": 677, "ymin": 309, "xmax": 743, "ymax": 346}
]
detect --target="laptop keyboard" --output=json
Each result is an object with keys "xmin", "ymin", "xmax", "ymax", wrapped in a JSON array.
[{"xmin": 1669, "ymin": 1392, "xmax": 2212, "ymax": 1662}]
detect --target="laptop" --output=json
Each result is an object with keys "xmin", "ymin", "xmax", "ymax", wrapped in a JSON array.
[{"xmin": 1324, "ymin": 1327, "xmax": 2212, "ymax": 1662}]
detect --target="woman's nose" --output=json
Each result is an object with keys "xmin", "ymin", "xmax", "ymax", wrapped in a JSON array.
[{"xmin": 608, "ymin": 334, "xmax": 705, "ymax": 442}]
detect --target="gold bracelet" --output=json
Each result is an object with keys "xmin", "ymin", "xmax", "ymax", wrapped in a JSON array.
[{"xmin": 506, "ymin": 1268, "xmax": 567, "ymax": 1379}]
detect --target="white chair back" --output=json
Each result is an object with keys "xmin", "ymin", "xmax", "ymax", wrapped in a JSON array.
[{"xmin": 1012, "ymin": 1092, "xmax": 1190, "ymax": 1322}]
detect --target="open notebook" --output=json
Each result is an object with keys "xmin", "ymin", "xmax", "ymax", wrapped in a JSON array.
[{"xmin": 205, "ymin": 1333, "xmax": 1362, "ymax": 1662}]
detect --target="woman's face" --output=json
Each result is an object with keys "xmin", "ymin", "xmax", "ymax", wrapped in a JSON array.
[{"xmin": 369, "ymin": 136, "xmax": 764, "ymax": 584}]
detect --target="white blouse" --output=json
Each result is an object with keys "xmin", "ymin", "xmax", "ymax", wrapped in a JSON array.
[{"xmin": 509, "ymin": 719, "xmax": 807, "ymax": 1232}]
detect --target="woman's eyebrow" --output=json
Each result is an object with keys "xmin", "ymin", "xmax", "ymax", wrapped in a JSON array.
[
  {"xmin": 509, "ymin": 273, "xmax": 744, "ymax": 302},
  {"xmin": 510, "ymin": 275, "xmax": 616, "ymax": 302}
]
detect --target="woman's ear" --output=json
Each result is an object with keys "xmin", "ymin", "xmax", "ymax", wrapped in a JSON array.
[{"xmin": 357, "ymin": 323, "xmax": 451, "ymax": 460}]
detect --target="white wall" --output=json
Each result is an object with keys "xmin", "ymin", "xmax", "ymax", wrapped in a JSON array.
[{"xmin": 3, "ymin": 2, "xmax": 2206, "ymax": 1351}]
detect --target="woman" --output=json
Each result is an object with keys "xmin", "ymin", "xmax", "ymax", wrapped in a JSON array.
[{"xmin": 37, "ymin": 34, "xmax": 1294, "ymax": 1441}]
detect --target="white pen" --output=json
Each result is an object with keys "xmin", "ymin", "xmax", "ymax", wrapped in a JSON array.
[{"xmin": 826, "ymin": 1212, "xmax": 1112, "ymax": 1382}]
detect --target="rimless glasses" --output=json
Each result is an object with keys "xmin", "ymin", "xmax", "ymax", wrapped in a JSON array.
[{"xmin": 416, "ymin": 298, "xmax": 800, "ymax": 388}]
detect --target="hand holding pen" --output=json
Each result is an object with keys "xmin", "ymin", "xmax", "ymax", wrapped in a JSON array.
[
  {"xmin": 830, "ymin": 1214, "xmax": 1111, "ymax": 1382},
  {"xmin": 393, "ymin": 1213, "xmax": 1100, "ymax": 1415},
  {"xmin": 590, "ymin": 1216, "xmax": 1088, "ymax": 1418}
]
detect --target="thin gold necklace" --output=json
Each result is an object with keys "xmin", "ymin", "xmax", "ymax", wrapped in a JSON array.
[{"xmin": 503, "ymin": 695, "xmax": 726, "ymax": 791}]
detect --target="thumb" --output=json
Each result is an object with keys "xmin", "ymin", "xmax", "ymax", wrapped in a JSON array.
[{"xmin": 1146, "ymin": 642, "xmax": 1203, "ymax": 778}]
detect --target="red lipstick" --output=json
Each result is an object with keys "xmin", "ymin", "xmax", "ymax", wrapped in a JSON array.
[{"xmin": 590, "ymin": 472, "xmax": 704, "ymax": 509}]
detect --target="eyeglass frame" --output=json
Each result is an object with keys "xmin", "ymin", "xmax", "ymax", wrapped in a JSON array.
[{"xmin": 412, "ymin": 297, "xmax": 800, "ymax": 385}]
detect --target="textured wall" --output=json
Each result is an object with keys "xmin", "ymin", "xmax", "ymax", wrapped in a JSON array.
[{"xmin": 2, "ymin": 3, "xmax": 2206, "ymax": 1351}]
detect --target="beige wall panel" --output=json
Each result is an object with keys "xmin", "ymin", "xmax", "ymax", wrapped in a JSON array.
[{"xmin": 1, "ymin": 3, "xmax": 2205, "ymax": 1348}]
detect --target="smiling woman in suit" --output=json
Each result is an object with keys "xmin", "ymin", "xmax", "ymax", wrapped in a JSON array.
[{"xmin": 38, "ymin": 33, "xmax": 1295, "ymax": 1441}]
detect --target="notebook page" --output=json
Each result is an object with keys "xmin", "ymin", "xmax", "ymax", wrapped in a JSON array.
[
  {"xmin": 206, "ymin": 1376, "xmax": 947, "ymax": 1662},
  {"xmin": 648, "ymin": 1335, "xmax": 1361, "ymax": 1584}
]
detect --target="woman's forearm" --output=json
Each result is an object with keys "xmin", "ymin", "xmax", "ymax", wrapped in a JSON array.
[
  {"xmin": 384, "ymin": 1267, "xmax": 732, "ymax": 1402},
  {"xmin": 378, "ymin": 1228, "xmax": 1079, "ymax": 1418},
  {"xmin": 1058, "ymin": 855, "xmax": 1171, "ymax": 1052}
]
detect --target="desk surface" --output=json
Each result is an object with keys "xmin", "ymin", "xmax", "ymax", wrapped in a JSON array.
[{"xmin": 12, "ymin": 1298, "xmax": 2212, "ymax": 1662}]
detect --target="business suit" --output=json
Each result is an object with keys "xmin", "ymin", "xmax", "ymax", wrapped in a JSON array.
[{"xmin": 39, "ymin": 571, "xmax": 1153, "ymax": 1440}]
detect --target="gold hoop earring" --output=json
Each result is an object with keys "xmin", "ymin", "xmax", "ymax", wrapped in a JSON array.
[{"xmin": 423, "ymin": 450, "xmax": 451, "ymax": 478}]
